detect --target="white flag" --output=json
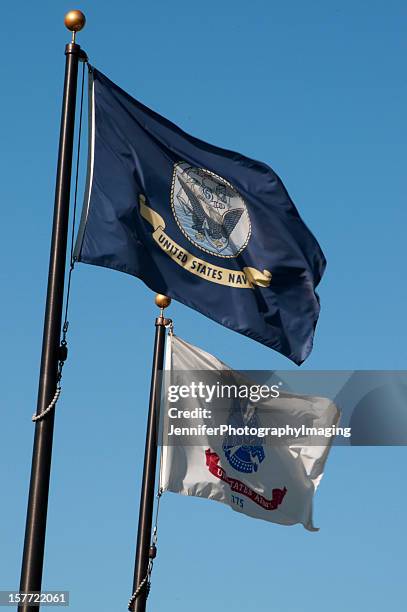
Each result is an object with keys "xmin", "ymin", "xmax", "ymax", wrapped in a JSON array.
[{"xmin": 160, "ymin": 335, "xmax": 339, "ymax": 531}]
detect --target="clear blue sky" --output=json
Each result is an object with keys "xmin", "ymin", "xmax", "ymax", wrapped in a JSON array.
[{"xmin": 1, "ymin": 1, "xmax": 406, "ymax": 610}]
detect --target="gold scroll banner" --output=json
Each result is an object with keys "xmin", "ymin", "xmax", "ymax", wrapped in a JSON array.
[{"xmin": 139, "ymin": 195, "xmax": 272, "ymax": 289}]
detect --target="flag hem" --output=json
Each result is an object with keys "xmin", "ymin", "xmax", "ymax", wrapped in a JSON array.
[{"xmin": 73, "ymin": 65, "xmax": 96, "ymax": 262}]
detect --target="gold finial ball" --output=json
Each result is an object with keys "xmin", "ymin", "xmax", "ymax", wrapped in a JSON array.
[
  {"xmin": 64, "ymin": 10, "xmax": 86, "ymax": 32},
  {"xmin": 155, "ymin": 294, "xmax": 172, "ymax": 309}
]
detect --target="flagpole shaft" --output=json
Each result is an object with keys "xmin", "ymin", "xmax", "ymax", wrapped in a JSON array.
[
  {"xmin": 19, "ymin": 28, "xmax": 85, "ymax": 611},
  {"xmin": 131, "ymin": 299, "xmax": 170, "ymax": 612}
]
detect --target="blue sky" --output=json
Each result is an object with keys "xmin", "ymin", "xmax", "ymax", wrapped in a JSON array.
[{"xmin": 1, "ymin": 1, "xmax": 406, "ymax": 610}]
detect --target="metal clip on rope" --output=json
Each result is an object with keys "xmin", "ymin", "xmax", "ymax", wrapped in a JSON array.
[{"xmin": 165, "ymin": 319, "xmax": 174, "ymax": 335}]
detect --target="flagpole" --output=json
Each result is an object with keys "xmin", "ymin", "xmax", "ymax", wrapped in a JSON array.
[
  {"xmin": 19, "ymin": 11, "xmax": 87, "ymax": 611},
  {"xmin": 129, "ymin": 294, "xmax": 172, "ymax": 612}
]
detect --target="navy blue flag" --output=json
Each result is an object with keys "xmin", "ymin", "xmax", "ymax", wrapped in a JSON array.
[{"xmin": 74, "ymin": 67, "xmax": 326, "ymax": 364}]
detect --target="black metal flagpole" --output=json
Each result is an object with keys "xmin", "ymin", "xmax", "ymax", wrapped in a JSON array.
[
  {"xmin": 19, "ymin": 11, "xmax": 87, "ymax": 612},
  {"xmin": 129, "ymin": 294, "xmax": 172, "ymax": 612}
]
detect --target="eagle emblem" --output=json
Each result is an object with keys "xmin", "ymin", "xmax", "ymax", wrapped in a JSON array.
[
  {"xmin": 222, "ymin": 409, "xmax": 265, "ymax": 474},
  {"xmin": 171, "ymin": 162, "xmax": 251, "ymax": 258}
]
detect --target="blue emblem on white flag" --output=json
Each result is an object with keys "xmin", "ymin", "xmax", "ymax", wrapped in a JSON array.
[{"xmin": 222, "ymin": 409, "xmax": 265, "ymax": 474}]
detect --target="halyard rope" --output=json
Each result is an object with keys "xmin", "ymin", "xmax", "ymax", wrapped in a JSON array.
[
  {"xmin": 128, "ymin": 488, "xmax": 163, "ymax": 610},
  {"xmin": 32, "ymin": 386, "xmax": 62, "ymax": 422},
  {"xmin": 32, "ymin": 62, "xmax": 86, "ymax": 423}
]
